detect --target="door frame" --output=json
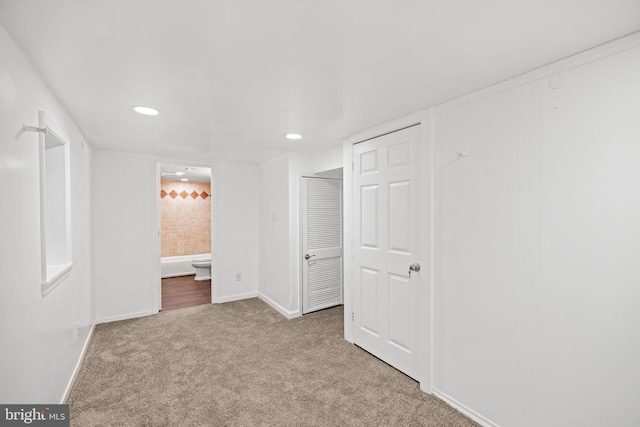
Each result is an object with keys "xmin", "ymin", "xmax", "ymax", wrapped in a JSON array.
[
  {"xmin": 343, "ymin": 110, "xmax": 434, "ymax": 393},
  {"xmin": 299, "ymin": 174, "xmax": 344, "ymax": 315},
  {"xmin": 152, "ymin": 158, "xmax": 219, "ymax": 314}
]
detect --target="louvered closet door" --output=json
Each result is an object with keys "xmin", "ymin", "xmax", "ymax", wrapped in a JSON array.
[{"xmin": 302, "ymin": 177, "xmax": 343, "ymax": 314}]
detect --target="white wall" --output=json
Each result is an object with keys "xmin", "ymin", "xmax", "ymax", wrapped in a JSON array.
[
  {"xmin": 258, "ymin": 154, "xmax": 292, "ymax": 314},
  {"xmin": 258, "ymin": 152, "xmax": 313, "ymax": 318},
  {"xmin": 92, "ymin": 150, "xmax": 259, "ymax": 322},
  {"xmin": 92, "ymin": 150, "xmax": 156, "ymax": 322},
  {"xmin": 312, "ymin": 143, "xmax": 343, "ymax": 173},
  {"xmin": 216, "ymin": 162, "xmax": 260, "ymax": 303},
  {"xmin": 0, "ymin": 23, "xmax": 95, "ymax": 403},
  {"xmin": 431, "ymin": 44, "xmax": 640, "ymax": 426},
  {"xmin": 288, "ymin": 153, "xmax": 313, "ymax": 314}
]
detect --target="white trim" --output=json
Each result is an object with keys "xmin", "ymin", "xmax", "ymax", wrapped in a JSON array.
[
  {"xmin": 344, "ymin": 111, "xmax": 425, "ymax": 145},
  {"xmin": 153, "ymin": 162, "xmax": 161, "ymax": 313},
  {"xmin": 343, "ymin": 110, "xmax": 433, "ymax": 391},
  {"xmin": 210, "ymin": 165, "xmax": 220, "ymax": 304},
  {"xmin": 258, "ymin": 292, "xmax": 300, "ymax": 319},
  {"xmin": 433, "ymin": 31, "xmax": 640, "ymax": 114},
  {"xmin": 288, "ymin": 157, "xmax": 303, "ymax": 317},
  {"xmin": 299, "ymin": 173, "xmax": 344, "ymax": 316},
  {"xmin": 38, "ymin": 110, "xmax": 73, "ymax": 296},
  {"xmin": 61, "ymin": 321, "xmax": 96, "ymax": 403},
  {"xmin": 41, "ymin": 262, "xmax": 73, "ymax": 296},
  {"xmin": 428, "ymin": 107, "xmax": 436, "ymax": 394},
  {"xmin": 96, "ymin": 310, "xmax": 154, "ymax": 324},
  {"xmin": 39, "ymin": 112, "xmax": 70, "ymax": 144},
  {"xmin": 342, "ymin": 141, "xmax": 354, "ymax": 343},
  {"xmin": 417, "ymin": 109, "xmax": 434, "ymax": 393},
  {"xmin": 432, "ymin": 388, "xmax": 500, "ymax": 427},
  {"xmin": 217, "ymin": 291, "xmax": 259, "ymax": 304},
  {"xmin": 38, "ymin": 119, "xmax": 46, "ymax": 284},
  {"xmin": 153, "ymin": 158, "xmax": 218, "ymax": 312},
  {"xmin": 298, "ymin": 171, "xmax": 317, "ymax": 316}
]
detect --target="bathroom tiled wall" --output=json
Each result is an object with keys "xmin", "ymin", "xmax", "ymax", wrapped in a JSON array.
[{"xmin": 160, "ymin": 180, "xmax": 211, "ymax": 257}]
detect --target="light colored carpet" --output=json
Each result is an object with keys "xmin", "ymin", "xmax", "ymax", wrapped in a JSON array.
[{"xmin": 68, "ymin": 298, "xmax": 478, "ymax": 426}]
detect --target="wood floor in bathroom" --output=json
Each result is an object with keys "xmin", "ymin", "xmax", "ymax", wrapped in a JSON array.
[{"xmin": 161, "ymin": 275, "xmax": 211, "ymax": 311}]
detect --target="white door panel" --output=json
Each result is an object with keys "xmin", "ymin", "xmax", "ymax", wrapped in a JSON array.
[{"xmin": 353, "ymin": 125, "xmax": 421, "ymax": 379}]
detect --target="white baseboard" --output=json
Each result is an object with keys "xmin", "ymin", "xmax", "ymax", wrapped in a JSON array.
[
  {"xmin": 96, "ymin": 310, "xmax": 153, "ymax": 324},
  {"xmin": 217, "ymin": 291, "xmax": 258, "ymax": 304},
  {"xmin": 258, "ymin": 293, "xmax": 300, "ymax": 319},
  {"xmin": 432, "ymin": 387, "xmax": 499, "ymax": 427},
  {"xmin": 61, "ymin": 321, "xmax": 96, "ymax": 403}
]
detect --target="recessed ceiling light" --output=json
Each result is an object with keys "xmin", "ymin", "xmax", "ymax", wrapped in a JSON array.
[
  {"xmin": 180, "ymin": 178, "xmax": 189, "ymax": 181},
  {"xmin": 175, "ymin": 172, "xmax": 185, "ymax": 176},
  {"xmin": 133, "ymin": 106, "xmax": 160, "ymax": 116},
  {"xmin": 286, "ymin": 133, "xmax": 302, "ymax": 140}
]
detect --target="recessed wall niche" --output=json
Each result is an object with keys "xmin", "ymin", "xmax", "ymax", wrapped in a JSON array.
[{"xmin": 37, "ymin": 111, "xmax": 72, "ymax": 296}]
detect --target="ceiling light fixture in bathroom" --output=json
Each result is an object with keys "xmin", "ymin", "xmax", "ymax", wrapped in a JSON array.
[
  {"xmin": 133, "ymin": 105, "xmax": 160, "ymax": 116},
  {"xmin": 286, "ymin": 133, "xmax": 302, "ymax": 140}
]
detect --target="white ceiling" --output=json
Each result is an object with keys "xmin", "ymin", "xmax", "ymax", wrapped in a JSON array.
[
  {"xmin": 160, "ymin": 164, "xmax": 211, "ymax": 182},
  {"xmin": 1, "ymin": 1, "xmax": 639, "ymax": 164}
]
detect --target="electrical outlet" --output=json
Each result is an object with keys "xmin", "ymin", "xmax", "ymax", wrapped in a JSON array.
[
  {"xmin": 236, "ymin": 273, "xmax": 242, "ymax": 281},
  {"xmin": 74, "ymin": 321, "xmax": 80, "ymax": 339}
]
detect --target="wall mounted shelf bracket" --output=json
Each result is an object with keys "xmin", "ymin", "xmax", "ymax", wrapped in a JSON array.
[{"xmin": 23, "ymin": 125, "xmax": 46, "ymax": 133}]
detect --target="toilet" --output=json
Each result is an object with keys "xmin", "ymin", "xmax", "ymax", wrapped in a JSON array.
[{"xmin": 191, "ymin": 258, "xmax": 211, "ymax": 281}]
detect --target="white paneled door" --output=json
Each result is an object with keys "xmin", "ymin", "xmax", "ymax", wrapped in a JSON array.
[
  {"xmin": 353, "ymin": 125, "xmax": 422, "ymax": 380},
  {"xmin": 302, "ymin": 177, "xmax": 343, "ymax": 314}
]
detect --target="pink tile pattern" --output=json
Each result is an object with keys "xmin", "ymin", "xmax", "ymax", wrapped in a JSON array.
[{"xmin": 160, "ymin": 180, "xmax": 211, "ymax": 257}]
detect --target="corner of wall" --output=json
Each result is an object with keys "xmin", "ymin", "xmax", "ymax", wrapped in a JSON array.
[{"xmin": 0, "ymin": 24, "xmax": 96, "ymax": 403}]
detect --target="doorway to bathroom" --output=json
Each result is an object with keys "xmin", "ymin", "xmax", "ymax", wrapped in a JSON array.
[{"xmin": 157, "ymin": 163, "xmax": 213, "ymax": 311}]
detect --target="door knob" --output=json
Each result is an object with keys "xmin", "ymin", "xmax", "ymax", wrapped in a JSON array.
[
  {"xmin": 409, "ymin": 263, "xmax": 421, "ymax": 276},
  {"xmin": 305, "ymin": 254, "xmax": 316, "ymax": 260}
]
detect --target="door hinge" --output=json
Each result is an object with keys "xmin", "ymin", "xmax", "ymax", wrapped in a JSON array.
[{"xmin": 351, "ymin": 312, "xmax": 354, "ymax": 321}]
